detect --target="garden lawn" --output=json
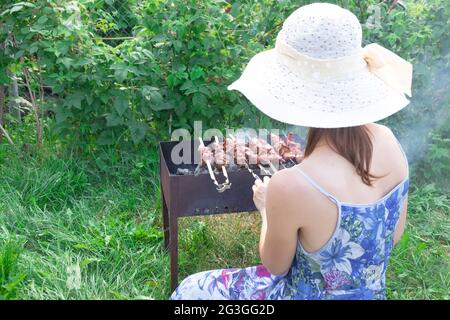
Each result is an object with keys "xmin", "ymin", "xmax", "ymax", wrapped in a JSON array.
[{"xmin": 0, "ymin": 144, "xmax": 448, "ymax": 299}]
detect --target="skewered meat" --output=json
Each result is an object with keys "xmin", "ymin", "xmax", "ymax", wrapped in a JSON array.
[
  {"xmin": 286, "ymin": 133, "xmax": 304, "ymax": 162},
  {"xmin": 270, "ymin": 133, "xmax": 303, "ymax": 163},
  {"xmin": 197, "ymin": 133, "xmax": 303, "ymax": 169},
  {"xmin": 198, "ymin": 144, "xmax": 215, "ymax": 165}
]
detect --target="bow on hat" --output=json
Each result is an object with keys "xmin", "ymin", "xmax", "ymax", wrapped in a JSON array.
[{"xmin": 362, "ymin": 43, "xmax": 413, "ymax": 97}]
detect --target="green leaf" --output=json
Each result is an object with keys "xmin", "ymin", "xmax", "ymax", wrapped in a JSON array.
[
  {"xmin": 98, "ymin": 130, "xmax": 114, "ymax": 145},
  {"xmin": 166, "ymin": 74, "xmax": 177, "ymax": 88},
  {"xmin": 72, "ymin": 58, "xmax": 91, "ymax": 67},
  {"xmin": 59, "ymin": 57, "xmax": 74, "ymax": 69},
  {"xmin": 28, "ymin": 44, "xmax": 39, "ymax": 54},
  {"xmin": 80, "ymin": 258, "xmax": 101, "ymax": 269},
  {"xmin": 55, "ymin": 41, "xmax": 72, "ymax": 57},
  {"xmin": 128, "ymin": 122, "xmax": 149, "ymax": 144},
  {"xmin": 73, "ymin": 243, "xmax": 90, "ymax": 249},
  {"xmin": 114, "ymin": 68, "xmax": 128, "ymax": 82},
  {"xmin": 54, "ymin": 106, "xmax": 72, "ymax": 123},
  {"xmin": 172, "ymin": 40, "xmax": 182, "ymax": 52},
  {"xmin": 151, "ymin": 101, "xmax": 173, "ymax": 111},
  {"xmin": 11, "ymin": 96, "xmax": 32, "ymax": 108},
  {"xmin": 105, "ymin": 113, "xmax": 123, "ymax": 127},
  {"xmin": 151, "ymin": 34, "xmax": 167, "ymax": 42},
  {"xmin": 192, "ymin": 93, "xmax": 207, "ymax": 109},
  {"xmin": 13, "ymin": 2, "xmax": 35, "ymax": 8},
  {"xmin": 190, "ymin": 66, "xmax": 204, "ymax": 80},
  {"xmin": 14, "ymin": 50, "xmax": 24, "ymax": 59},
  {"xmin": 231, "ymin": 104, "xmax": 244, "ymax": 115},
  {"xmin": 113, "ymin": 95, "xmax": 129, "ymax": 116},
  {"xmin": 140, "ymin": 100, "xmax": 153, "ymax": 118},
  {"xmin": 36, "ymin": 15, "xmax": 48, "ymax": 25},
  {"xmin": 198, "ymin": 86, "xmax": 211, "ymax": 97},
  {"xmin": 85, "ymin": 95, "xmax": 93, "ymax": 106},
  {"xmin": 141, "ymin": 86, "xmax": 169, "ymax": 111},
  {"xmin": 180, "ymin": 80, "xmax": 194, "ymax": 92},
  {"xmin": 65, "ymin": 91, "xmax": 84, "ymax": 109},
  {"xmin": 141, "ymin": 86, "xmax": 160, "ymax": 99},
  {"xmin": 0, "ymin": 72, "xmax": 9, "ymax": 85}
]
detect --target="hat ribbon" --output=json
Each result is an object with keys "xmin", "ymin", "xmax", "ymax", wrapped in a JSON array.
[{"xmin": 275, "ymin": 39, "xmax": 413, "ymax": 97}]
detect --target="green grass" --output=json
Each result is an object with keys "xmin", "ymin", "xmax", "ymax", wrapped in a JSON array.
[
  {"xmin": 387, "ymin": 185, "xmax": 450, "ymax": 299},
  {"xmin": 0, "ymin": 240, "xmax": 25, "ymax": 299},
  {"xmin": 0, "ymin": 139, "xmax": 448, "ymax": 300},
  {"xmin": 0, "ymin": 142, "xmax": 172, "ymax": 299}
]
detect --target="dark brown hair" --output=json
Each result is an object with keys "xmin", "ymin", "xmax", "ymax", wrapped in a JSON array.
[{"xmin": 305, "ymin": 126, "xmax": 379, "ymax": 186}]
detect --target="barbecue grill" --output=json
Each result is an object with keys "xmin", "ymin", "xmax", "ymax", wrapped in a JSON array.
[{"xmin": 159, "ymin": 135, "xmax": 304, "ymax": 291}]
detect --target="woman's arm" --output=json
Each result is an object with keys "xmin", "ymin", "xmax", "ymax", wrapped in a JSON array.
[
  {"xmin": 253, "ymin": 170, "xmax": 303, "ymax": 275},
  {"xmin": 394, "ymin": 194, "xmax": 408, "ymax": 245}
]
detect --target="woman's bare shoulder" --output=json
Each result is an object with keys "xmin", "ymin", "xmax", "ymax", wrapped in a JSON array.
[
  {"xmin": 367, "ymin": 123, "xmax": 408, "ymax": 179},
  {"xmin": 268, "ymin": 166, "xmax": 312, "ymax": 196},
  {"xmin": 266, "ymin": 166, "xmax": 317, "ymax": 217},
  {"xmin": 367, "ymin": 123, "xmax": 400, "ymax": 151},
  {"xmin": 367, "ymin": 123, "xmax": 395, "ymax": 137}
]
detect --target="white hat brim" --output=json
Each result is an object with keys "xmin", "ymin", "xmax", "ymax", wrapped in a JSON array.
[{"xmin": 228, "ymin": 49, "xmax": 410, "ymax": 128}]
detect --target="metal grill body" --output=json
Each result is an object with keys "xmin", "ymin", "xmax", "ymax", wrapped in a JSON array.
[{"xmin": 159, "ymin": 137, "xmax": 303, "ymax": 291}]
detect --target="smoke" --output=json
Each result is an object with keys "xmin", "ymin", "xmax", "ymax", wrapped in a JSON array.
[{"xmin": 395, "ymin": 42, "xmax": 450, "ymax": 165}]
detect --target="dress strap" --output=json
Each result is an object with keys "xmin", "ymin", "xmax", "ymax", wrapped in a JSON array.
[{"xmin": 294, "ymin": 166, "xmax": 340, "ymax": 204}]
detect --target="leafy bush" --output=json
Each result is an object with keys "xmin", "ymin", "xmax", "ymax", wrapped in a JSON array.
[
  {"xmin": 0, "ymin": 0, "xmax": 448, "ymax": 159},
  {"xmin": 1, "ymin": 0, "xmax": 295, "ymax": 146}
]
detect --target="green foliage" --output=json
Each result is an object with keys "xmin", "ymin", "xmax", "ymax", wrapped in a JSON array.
[
  {"xmin": 412, "ymin": 131, "xmax": 450, "ymax": 190},
  {"xmin": 3, "ymin": 0, "xmax": 447, "ymax": 153}
]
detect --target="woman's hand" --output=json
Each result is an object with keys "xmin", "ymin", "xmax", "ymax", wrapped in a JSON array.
[{"xmin": 252, "ymin": 176, "xmax": 270, "ymax": 213}]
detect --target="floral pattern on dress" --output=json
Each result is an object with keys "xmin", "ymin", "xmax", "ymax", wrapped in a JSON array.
[{"xmin": 170, "ymin": 178, "xmax": 409, "ymax": 300}]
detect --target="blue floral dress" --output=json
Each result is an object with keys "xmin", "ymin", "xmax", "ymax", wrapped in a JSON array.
[{"xmin": 171, "ymin": 148, "xmax": 409, "ymax": 300}]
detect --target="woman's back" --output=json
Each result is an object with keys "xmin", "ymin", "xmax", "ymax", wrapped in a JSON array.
[
  {"xmin": 285, "ymin": 123, "xmax": 409, "ymax": 253},
  {"xmin": 269, "ymin": 175, "xmax": 409, "ymax": 299},
  {"xmin": 264, "ymin": 123, "xmax": 410, "ymax": 299},
  {"xmin": 298, "ymin": 123, "xmax": 408, "ymax": 204}
]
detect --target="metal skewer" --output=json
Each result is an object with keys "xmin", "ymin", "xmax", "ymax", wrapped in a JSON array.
[
  {"xmin": 246, "ymin": 162, "xmax": 262, "ymax": 181},
  {"xmin": 258, "ymin": 164, "xmax": 271, "ymax": 176},
  {"xmin": 268, "ymin": 161, "xmax": 279, "ymax": 174},
  {"xmin": 221, "ymin": 166, "xmax": 230, "ymax": 185},
  {"xmin": 214, "ymin": 136, "xmax": 230, "ymax": 183},
  {"xmin": 199, "ymin": 137, "xmax": 230, "ymax": 193},
  {"xmin": 214, "ymin": 136, "xmax": 232, "ymax": 191}
]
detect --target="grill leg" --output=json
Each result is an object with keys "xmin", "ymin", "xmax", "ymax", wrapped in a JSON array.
[
  {"xmin": 161, "ymin": 186, "xmax": 170, "ymax": 249},
  {"xmin": 169, "ymin": 214, "xmax": 179, "ymax": 292}
]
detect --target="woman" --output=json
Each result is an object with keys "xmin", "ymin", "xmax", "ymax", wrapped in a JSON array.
[{"xmin": 171, "ymin": 2, "xmax": 412, "ymax": 300}]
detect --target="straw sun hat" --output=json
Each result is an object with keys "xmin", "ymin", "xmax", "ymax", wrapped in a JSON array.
[{"xmin": 228, "ymin": 3, "xmax": 413, "ymax": 128}]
